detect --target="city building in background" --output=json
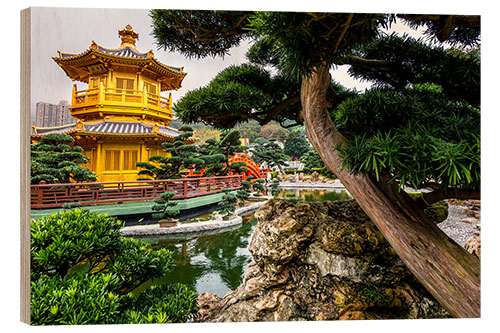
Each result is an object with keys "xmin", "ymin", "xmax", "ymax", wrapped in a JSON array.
[{"xmin": 34, "ymin": 100, "xmax": 75, "ymax": 127}]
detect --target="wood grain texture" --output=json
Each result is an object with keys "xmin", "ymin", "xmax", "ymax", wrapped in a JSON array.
[{"xmin": 20, "ymin": 7, "xmax": 31, "ymax": 325}]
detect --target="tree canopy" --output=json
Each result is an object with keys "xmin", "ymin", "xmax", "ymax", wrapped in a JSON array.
[
  {"xmin": 284, "ymin": 130, "xmax": 311, "ymax": 160},
  {"xmin": 152, "ymin": 10, "xmax": 480, "ymax": 201},
  {"xmin": 150, "ymin": 10, "xmax": 481, "ymax": 317}
]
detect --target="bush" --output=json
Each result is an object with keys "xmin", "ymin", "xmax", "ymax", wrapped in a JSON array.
[
  {"xmin": 285, "ymin": 169, "xmax": 304, "ymax": 174},
  {"xmin": 219, "ymin": 188, "xmax": 238, "ymax": 216},
  {"xmin": 30, "ymin": 210, "xmax": 198, "ymax": 325}
]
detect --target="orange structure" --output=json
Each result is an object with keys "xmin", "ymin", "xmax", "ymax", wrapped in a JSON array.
[
  {"xmin": 31, "ymin": 25, "xmax": 194, "ymax": 182},
  {"xmin": 187, "ymin": 153, "xmax": 268, "ymax": 180},
  {"xmin": 228, "ymin": 153, "xmax": 268, "ymax": 180}
]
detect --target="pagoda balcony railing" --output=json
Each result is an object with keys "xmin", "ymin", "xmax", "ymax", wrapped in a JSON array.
[
  {"xmin": 72, "ymin": 85, "xmax": 172, "ymax": 111},
  {"xmin": 31, "ymin": 175, "xmax": 242, "ymax": 209}
]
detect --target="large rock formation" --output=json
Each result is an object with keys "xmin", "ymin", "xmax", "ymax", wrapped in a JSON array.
[{"xmin": 197, "ymin": 199, "xmax": 449, "ymax": 322}]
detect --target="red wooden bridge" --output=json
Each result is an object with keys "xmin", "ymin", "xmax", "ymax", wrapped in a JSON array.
[
  {"xmin": 229, "ymin": 153, "xmax": 269, "ymax": 180},
  {"xmin": 31, "ymin": 175, "xmax": 242, "ymax": 209}
]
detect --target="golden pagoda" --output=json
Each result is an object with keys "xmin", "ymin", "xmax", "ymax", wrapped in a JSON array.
[{"xmin": 31, "ymin": 25, "xmax": 194, "ymax": 182}]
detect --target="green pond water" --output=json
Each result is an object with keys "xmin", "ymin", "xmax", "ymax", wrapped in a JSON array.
[{"xmin": 135, "ymin": 188, "xmax": 351, "ymax": 297}]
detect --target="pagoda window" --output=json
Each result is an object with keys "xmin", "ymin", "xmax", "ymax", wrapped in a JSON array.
[
  {"xmin": 123, "ymin": 150, "xmax": 138, "ymax": 170},
  {"xmin": 104, "ymin": 150, "xmax": 121, "ymax": 171},
  {"xmin": 90, "ymin": 76, "xmax": 107, "ymax": 89},
  {"xmin": 90, "ymin": 77, "xmax": 99, "ymax": 89},
  {"xmin": 144, "ymin": 82, "xmax": 157, "ymax": 96},
  {"xmin": 116, "ymin": 78, "xmax": 135, "ymax": 93}
]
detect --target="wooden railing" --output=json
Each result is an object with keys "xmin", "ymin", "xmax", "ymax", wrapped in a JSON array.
[
  {"xmin": 31, "ymin": 175, "xmax": 242, "ymax": 209},
  {"xmin": 72, "ymin": 85, "xmax": 172, "ymax": 110}
]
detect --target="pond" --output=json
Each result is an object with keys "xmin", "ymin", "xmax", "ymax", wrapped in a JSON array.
[{"xmin": 134, "ymin": 188, "xmax": 351, "ymax": 297}]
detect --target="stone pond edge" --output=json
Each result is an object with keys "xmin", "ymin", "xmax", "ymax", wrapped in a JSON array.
[{"xmin": 120, "ymin": 197, "xmax": 273, "ymax": 237}]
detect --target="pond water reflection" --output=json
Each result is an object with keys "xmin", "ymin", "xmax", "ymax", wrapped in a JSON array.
[{"xmin": 136, "ymin": 188, "xmax": 350, "ymax": 297}]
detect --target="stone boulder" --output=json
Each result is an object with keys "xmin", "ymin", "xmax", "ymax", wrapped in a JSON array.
[
  {"xmin": 310, "ymin": 171, "xmax": 319, "ymax": 182},
  {"xmin": 196, "ymin": 199, "xmax": 449, "ymax": 322}
]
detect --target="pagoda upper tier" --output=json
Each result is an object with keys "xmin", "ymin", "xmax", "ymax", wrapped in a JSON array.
[{"xmin": 52, "ymin": 25, "xmax": 187, "ymax": 126}]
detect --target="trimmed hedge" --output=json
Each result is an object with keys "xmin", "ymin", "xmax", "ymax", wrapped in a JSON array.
[{"xmin": 31, "ymin": 209, "xmax": 198, "ymax": 325}]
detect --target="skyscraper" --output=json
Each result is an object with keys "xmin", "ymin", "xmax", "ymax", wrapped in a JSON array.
[{"xmin": 34, "ymin": 100, "xmax": 75, "ymax": 127}]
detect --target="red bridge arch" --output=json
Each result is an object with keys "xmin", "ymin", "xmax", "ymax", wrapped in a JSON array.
[{"xmin": 229, "ymin": 153, "xmax": 268, "ymax": 180}]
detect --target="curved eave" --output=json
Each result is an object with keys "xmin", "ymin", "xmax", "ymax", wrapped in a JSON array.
[
  {"xmin": 53, "ymin": 48, "xmax": 186, "ymax": 88},
  {"xmin": 31, "ymin": 129, "xmax": 196, "ymax": 143}
]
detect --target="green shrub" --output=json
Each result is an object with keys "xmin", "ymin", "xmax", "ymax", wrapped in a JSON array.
[
  {"xmin": 285, "ymin": 169, "xmax": 304, "ymax": 174},
  {"xmin": 121, "ymin": 284, "xmax": 198, "ymax": 324},
  {"xmin": 219, "ymin": 188, "xmax": 238, "ymax": 216},
  {"xmin": 30, "ymin": 210, "xmax": 198, "ymax": 325},
  {"xmin": 31, "ymin": 273, "xmax": 125, "ymax": 325}
]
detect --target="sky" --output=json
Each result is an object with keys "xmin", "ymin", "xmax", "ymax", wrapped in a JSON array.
[{"xmin": 28, "ymin": 7, "xmax": 429, "ymax": 122}]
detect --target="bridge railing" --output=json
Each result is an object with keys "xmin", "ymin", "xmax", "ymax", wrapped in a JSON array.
[{"xmin": 30, "ymin": 175, "xmax": 242, "ymax": 209}]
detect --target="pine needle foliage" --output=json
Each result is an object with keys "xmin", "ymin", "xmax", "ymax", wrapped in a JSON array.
[
  {"xmin": 251, "ymin": 140, "xmax": 289, "ymax": 173},
  {"xmin": 136, "ymin": 126, "xmax": 202, "ymax": 180},
  {"xmin": 151, "ymin": 191, "xmax": 180, "ymax": 220},
  {"xmin": 31, "ymin": 133, "xmax": 98, "ymax": 184},
  {"xmin": 150, "ymin": 10, "xmax": 480, "ymax": 198}
]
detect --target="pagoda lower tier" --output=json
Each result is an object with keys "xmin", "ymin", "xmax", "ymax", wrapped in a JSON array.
[{"xmin": 31, "ymin": 120, "xmax": 194, "ymax": 182}]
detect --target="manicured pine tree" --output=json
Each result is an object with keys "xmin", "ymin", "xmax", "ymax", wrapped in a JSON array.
[
  {"xmin": 151, "ymin": 191, "xmax": 180, "ymax": 220},
  {"xmin": 31, "ymin": 133, "xmax": 98, "ymax": 184},
  {"xmin": 198, "ymin": 130, "xmax": 247, "ymax": 176},
  {"xmin": 251, "ymin": 140, "xmax": 289, "ymax": 174},
  {"xmin": 236, "ymin": 175, "xmax": 254, "ymax": 203},
  {"xmin": 150, "ymin": 11, "xmax": 481, "ymax": 316},
  {"xmin": 218, "ymin": 129, "xmax": 248, "ymax": 175},
  {"xmin": 219, "ymin": 188, "xmax": 238, "ymax": 217},
  {"xmin": 136, "ymin": 126, "xmax": 203, "ymax": 180},
  {"xmin": 198, "ymin": 138, "xmax": 226, "ymax": 176}
]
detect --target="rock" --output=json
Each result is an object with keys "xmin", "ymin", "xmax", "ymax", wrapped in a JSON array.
[
  {"xmin": 464, "ymin": 233, "xmax": 481, "ymax": 258},
  {"xmin": 424, "ymin": 200, "xmax": 449, "ymax": 224},
  {"xmin": 310, "ymin": 171, "xmax": 319, "ymax": 182},
  {"xmin": 196, "ymin": 199, "xmax": 449, "ymax": 322},
  {"xmin": 461, "ymin": 217, "xmax": 479, "ymax": 224}
]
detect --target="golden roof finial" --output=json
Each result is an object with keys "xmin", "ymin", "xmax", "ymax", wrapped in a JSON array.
[{"xmin": 118, "ymin": 25, "xmax": 139, "ymax": 48}]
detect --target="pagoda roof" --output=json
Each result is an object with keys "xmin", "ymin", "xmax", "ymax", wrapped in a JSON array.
[
  {"xmin": 31, "ymin": 121, "xmax": 196, "ymax": 142},
  {"xmin": 53, "ymin": 25, "xmax": 187, "ymax": 91}
]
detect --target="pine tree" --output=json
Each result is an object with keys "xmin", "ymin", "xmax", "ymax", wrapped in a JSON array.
[
  {"xmin": 136, "ymin": 126, "xmax": 203, "ymax": 180},
  {"xmin": 251, "ymin": 140, "xmax": 289, "ymax": 174},
  {"xmin": 284, "ymin": 130, "xmax": 311, "ymax": 160},
  {"xmin": 198, "ymin": 130, "xmax": 247, "ymax": 176},
  {"xmin": 236, "ymin": 175, "xmax": 254, "ymax": 203},
  {"xmin": 219, "ymin": 188, "xmax": 238, "ymax": 217},
  {"xmin": 151, "ymin": 191, "xmax": 180, "ymax": 220},
  {"xmin": 31, "ymin": 133, "xmax": 98, "ymax": 184},
  {"xmin": 151, "ymin": 11, "xmax": 481, "ymax": 316},
  {"xmin": 300, "ymin": 150, "xmax": 336, "ymax": 178}
]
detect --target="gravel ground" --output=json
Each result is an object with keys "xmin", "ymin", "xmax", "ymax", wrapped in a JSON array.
[{"xmin": 437, "ymin": 202, "xmax": 479, "ymax": 247}]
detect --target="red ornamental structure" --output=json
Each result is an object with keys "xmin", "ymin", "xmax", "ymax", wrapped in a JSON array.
[{"xmin": 187, "ymin": 153, "xmax": 268, "ymax": 180}]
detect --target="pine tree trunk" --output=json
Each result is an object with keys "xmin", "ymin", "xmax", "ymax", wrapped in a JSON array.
[{"xmin": 300, "ymin": 64, "xmax": 480, "ymax": 318}]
